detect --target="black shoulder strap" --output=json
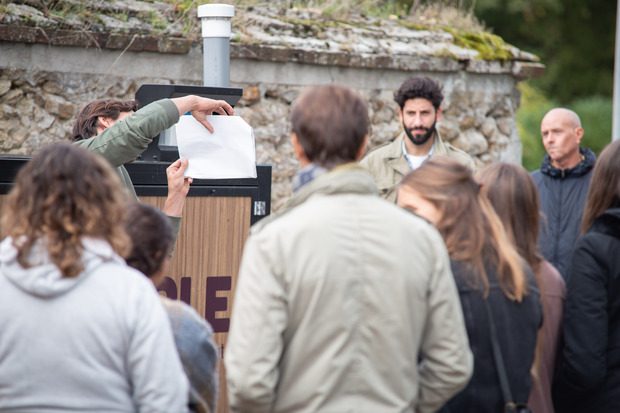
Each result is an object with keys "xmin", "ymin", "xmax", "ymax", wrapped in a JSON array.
[{"xmin": 484, "ymin": 299, "xmax": 516, "ymax": 406}]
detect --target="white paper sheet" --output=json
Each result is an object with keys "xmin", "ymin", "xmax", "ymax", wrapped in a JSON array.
[{"xmin": 175, "ymin": 115, "xmax": 257, "ymax": 179}]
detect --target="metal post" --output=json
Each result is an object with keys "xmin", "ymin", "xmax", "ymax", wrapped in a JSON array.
[
  {"xmin": 197, "ymin": 4, "xmax": 235, "ymax": 88},
  {"xmin": 613, "ymin": 0, "xmax": 620, "ymax": 140}
]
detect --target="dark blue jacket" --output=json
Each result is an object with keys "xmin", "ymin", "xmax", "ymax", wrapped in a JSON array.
[
  {"xmin": 532, "ymin": 148, "xmax": 596, "ymax": 280},
  {"xmin": 439, "ymin": 260, "xmax": 542, "ymax": 413},
  {"xmin": 554, "ymin": 208, "xmax": 620, "ymax": 413}
]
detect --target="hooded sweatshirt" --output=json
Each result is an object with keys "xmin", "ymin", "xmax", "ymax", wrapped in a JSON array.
[{"xmin": 0, "ymin": 237, "xmax": 188, "ymax": 413}]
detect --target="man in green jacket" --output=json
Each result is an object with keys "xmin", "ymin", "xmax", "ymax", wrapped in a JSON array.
[
  {"xmin": 361, "ymin": 76, "xmax": 474, "ymax": 202},
  {"xmin": 71, "ymin": 95, "xmax": 234, "ymax": 235}
]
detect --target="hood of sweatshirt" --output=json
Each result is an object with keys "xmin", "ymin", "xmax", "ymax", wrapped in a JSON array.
[
  {"xmin": 0, "ymin": 236, "xmax": 124, "ymax": 298},
  {"xmin": 539, "ymin": 147, "xmax": 596, "ymax": 179}
]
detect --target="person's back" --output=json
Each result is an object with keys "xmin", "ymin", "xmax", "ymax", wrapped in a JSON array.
[
  {"xmin": 124, "ymin": 202, "xmax": 219, "ymax": 413},
  {"xmin": 398, "ymin": 157, "xmax": 542, "ymax": 413},
  {"xmin": 477, "ymin": 162, "xmax": 566, "ymax": 412},
  {"xmin": 0, "ymin": 242, "xmax": 185, "ymax": 413},
  {"xmin": 0, "ymin": 143, "xmax": 188, "ymax": 413},
  {"xmin": 442, "ymin": 261, "xmax": 540, "ymax": 412},
  {"xmin": 235, "ymin": 172, "xmax": 469, "ymax": 412},
  {"xmin": 225, "ymin": 85, "xmax": 472, "ymax": 413},
  {"xmin": 554, "ymin": 140, "xmax": 620, "ymax": 413}
]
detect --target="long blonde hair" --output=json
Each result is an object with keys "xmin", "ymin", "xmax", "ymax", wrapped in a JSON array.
[
  {"xmin": 1, "ymin": 143, "xmax": 131, "ymax": 277},
  {"xmin": 400, "ymin": 157, "xmax": 527, "ymax": 301}
]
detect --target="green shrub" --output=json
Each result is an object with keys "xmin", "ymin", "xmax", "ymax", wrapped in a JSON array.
[
  {"xmin": 571, "ymin": 96, "xmax": 613, "ymax": 156},
  {"xmin": 517, "ymin": 82, "xmax": 556, "ymax": 171}
]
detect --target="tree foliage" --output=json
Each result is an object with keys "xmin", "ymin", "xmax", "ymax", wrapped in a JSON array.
[{"xmin": 474, "ymin": 0, "xmax": 616, "ymax": 103}]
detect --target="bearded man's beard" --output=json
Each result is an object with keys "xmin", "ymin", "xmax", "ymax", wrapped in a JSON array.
[{"xmin": 404, "ymin": 121, "xmax": 437, "ymax": 146}]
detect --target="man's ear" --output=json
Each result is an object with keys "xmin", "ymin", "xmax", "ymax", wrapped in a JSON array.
[
  {"xmin": 291, "ymin": 133, "xmax": 311, "ymax": 167},
  {"xmin": 436, "ymin": 107, "xmax": 443, "ymax": 121},
  {"xmin": 96, "ymin": 116, "xmax": 114, "ymax": 134},
  {"xmin": 575, "ymin": 126, "xmax": 584, "ymax": 144},
  {"xmin": 355, "ymin": 135, "xmax": 369, "ymax": 161}
]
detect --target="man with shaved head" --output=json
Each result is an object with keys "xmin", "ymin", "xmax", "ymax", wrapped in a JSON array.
[{"xmin": 532, "ymin": 108, "xmax": 596, "ymax": 280}]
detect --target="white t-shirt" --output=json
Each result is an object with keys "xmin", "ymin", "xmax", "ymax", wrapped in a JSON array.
[{"xmin": 402, "ymin": 139, "xmax": 433, "ymax": 170}]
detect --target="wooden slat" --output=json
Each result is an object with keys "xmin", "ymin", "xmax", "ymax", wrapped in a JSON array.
[{"xmin": 141, "ymin": 195, "xmax": 251, "ymax": 413}]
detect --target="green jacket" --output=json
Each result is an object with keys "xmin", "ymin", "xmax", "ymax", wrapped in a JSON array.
[
  {"xmin": 360, "ymin": 132, "xmax": 475, "ymax": 203},
  {"xmin": 74, "ymin": 99, "xmax": 181, "ymax": 235}
]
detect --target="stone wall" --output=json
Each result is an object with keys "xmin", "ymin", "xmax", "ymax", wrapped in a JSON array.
[{"xmin": 0, "ymin": 5, "xmax": 542, "ymax": 211}]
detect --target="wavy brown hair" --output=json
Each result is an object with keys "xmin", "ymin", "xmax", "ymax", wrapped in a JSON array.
[
  {"xmin": 399, "ymin": 157, "xmax": 527, "ymax": 301},
  {"xmin": 581, "ymin": 140, "xmax": 620, "ymax": 233},
  {"xmin": 477, "ymin": 163, "xmax": 544, "ymax": 275},
  {"xmin": 71, "ymin": 99, "xmax": 137, "ymax": 141},
  {"xmin": 1, "ymin": 143, "xmax": 131, "ymax": 277}
]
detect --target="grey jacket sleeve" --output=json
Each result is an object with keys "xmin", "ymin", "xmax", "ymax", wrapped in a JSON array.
[
  {"xmin": 416, "ymin": 230, "xmax": 473, "ymax": 413},
  {"xmin": 75, "ymin": 99, "xmax": 179, "ymax": 167}
]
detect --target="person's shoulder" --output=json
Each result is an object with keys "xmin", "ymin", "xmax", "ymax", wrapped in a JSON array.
[
  {"xmin": 530, "ymin": 169, "xmax": 546, "ymax": 185},
  {"xmin": 539, "ymin": 260, "xmax": 566, "ymax": 297},
  {"xmin": 438, "ymin": 138, "xmax": 475, "ymax": 169},
  {"xmin": 162, "ymin": 297, "xmax": 207, "ymax": 324},
  {"xmin": 162, "ymin": 297, "xmax": 214, "ymax": 334},
  {"xmin": 361, "ymin": 137, "xmax": 401, "ymax": 165}
]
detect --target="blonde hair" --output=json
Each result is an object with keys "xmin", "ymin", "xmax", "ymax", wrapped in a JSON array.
[
  {"xmin": 400, "ymin": 157, "xmax": 527, "ymax": 301},
  {"xmin": 1, "ymin": 143, "xmax": 131, "ymax": 277}
]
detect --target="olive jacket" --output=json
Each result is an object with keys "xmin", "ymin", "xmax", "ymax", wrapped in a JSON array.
[{"xmin": 360, "ymin": 132, "xmax": 475, "ymax": 202}]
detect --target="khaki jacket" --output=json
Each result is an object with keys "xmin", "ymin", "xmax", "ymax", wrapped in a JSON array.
[
  {"xmin": 360, "ymin": 133, "xmax": 475, "ymax": 202},
  {"xmin": 225, "ymin": 164, "xmax": 473, "ymax": 413}
]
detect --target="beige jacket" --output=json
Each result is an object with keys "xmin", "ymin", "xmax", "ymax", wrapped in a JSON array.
[
  {"xmin": 225, "ymin": 164, "xmax": 473, "ymax": 413},
  {"xmin": 360, "ymin": 133, "xmax": 475, "ymax": 202}
]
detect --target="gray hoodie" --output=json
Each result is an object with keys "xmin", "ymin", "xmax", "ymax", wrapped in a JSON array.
[{"xmin": 0, "ymin": 237, "xmax": 188, "ymax": 413}]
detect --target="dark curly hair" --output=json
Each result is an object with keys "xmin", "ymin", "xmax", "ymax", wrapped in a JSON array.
[
  {"xmin": 124, "ymin": 203, "xmax": 174, "ymax": 278},
  {"xmin": 393, "ymin": 77, "xmax": 443, "ymax": 110},
  {"xmin": 2, "ymin": 143, "xmax": 131, "ymax": 277},
  {"xmin": 71, "ymin": 99, "xmax": 137, "ymax": 141}
]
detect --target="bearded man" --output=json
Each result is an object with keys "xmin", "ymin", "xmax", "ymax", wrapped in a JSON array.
[{"xmin": 361, "ymin": 76, "xmax": 474, "ymax": 202}]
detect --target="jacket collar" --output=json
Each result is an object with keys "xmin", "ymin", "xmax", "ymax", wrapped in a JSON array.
[
  {"xmin": 387, "ymin": 132, "xmax": 449, "ymax": 177},
  {"xmin": 286, "ymin": 163, "xmax": 378, "ymax": 210},
  {"xmin": 251, "ymin": 164, "xmax": 378, "ymax": 233},
  {"xmin": 540, "ymin": 147, "xmax": 596, "ymax": 179},
  {"xmin": 385, "ymin": 135, "xmax": 410, "ymax": 178}
]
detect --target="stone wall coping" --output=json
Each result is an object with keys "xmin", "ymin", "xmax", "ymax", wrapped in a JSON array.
[
  {"xmin": 0, "ymin": 24, "xmax": 191, "ymax": 54},
  {"xmin": 0, "ymin": 2, "xmax": 544, "ymax": 78}
]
